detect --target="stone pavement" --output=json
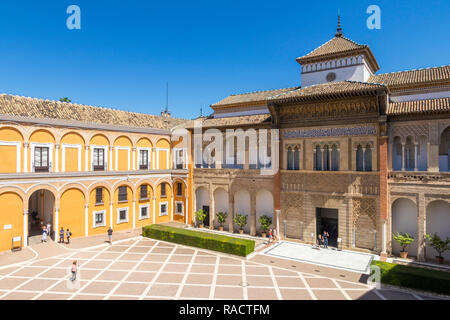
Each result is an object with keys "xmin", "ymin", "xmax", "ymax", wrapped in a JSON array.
[{"xmin": 0, "ymin": 234, "xmax": 446, "ymax": 300}]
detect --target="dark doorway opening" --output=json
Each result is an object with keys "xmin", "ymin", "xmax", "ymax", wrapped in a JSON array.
[
  {"xmin": 316, "ymin": 208, "xmax": 338, "ymax": 248},
  {"xmin": 203, "ymin": 206, "xmax": 210, "ymax": 227}
]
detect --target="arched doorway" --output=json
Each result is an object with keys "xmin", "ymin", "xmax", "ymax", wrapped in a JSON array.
[
  {"xmin": 195, "ymin": 187, "xmax": 210, "ymax": 226},
  {"xmin": 234, "ymin": 189, "xmax": 250, "ymax": 233},
  {"xmin": 426, "ymin": 200, "xmax": 450, "ymax": 261},
  {"xmin": 28, "ymin": 189, "xmax": 55, "ymax": 239},
  {"xmin": 256, "ymin": 189, "xmax": 274, "ymax": 233},
  {"xmin": 214, "ymin": 188, "xmax": 228, "ymax": 230},
  {"xmin": 391, "ymin": 198, "xmax": 418, "ymax": 257},
  {"xmin": 439, "ymin": 126, "xmax": 450, "ymax": 172}
]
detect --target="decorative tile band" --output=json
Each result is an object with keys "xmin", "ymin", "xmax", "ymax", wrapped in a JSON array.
[{"xmin": 283, "ymin": 126, "xmax": 377, "ymax": 139}]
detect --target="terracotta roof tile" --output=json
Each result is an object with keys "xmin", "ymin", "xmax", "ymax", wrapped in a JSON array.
[
  {"xmin": 297, "ymin": 36, "xmax": 365, "ymax": 61},
  {"xmin": 388, "ymin": 97, "xmax": 450, "ymax": 115},
  {"xmin": 0, "ymin": 94, "xmax": 187, "ymax": 130},
  {"xmin": 368, "ymin": 65, "xmax": 450, "ymax": 88},
  {"xmin": 269, "ymin": 81, "xmax": 386, "ymax": 103},
  {"xmin": 211, "ymin": 87, "xmax": 299, "ymax": 108}
]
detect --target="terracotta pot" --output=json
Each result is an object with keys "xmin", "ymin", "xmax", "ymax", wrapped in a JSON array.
[
  {"xmin": 400, "ymin": 251, "xmax": 408, "ymax": 259},
  {"xmin": 239, "ymin": 229, "xmax": 244, "ymax": 235},
  {"xmin": 219, "ymin": 226, "xmax": 224, "ymax": 232},
  {"xmin": 199, "ymin": 223, "xmax": 204, "ymax": 228},
  {"xmin": 436, "ymin": 256, "xmax": 444, "ymax": 264},
  {"xmin": 261, "ymin": 232, "xmax": 267, "ymax": 238}
]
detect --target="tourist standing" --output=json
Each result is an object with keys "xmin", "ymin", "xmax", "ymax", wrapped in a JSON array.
[
  {"xmin": 107, "ymin": 227, "xmax": 113, "ymax": 245},
  {"xmin": 47, "ymin": 222, "xmax": 51, "ymax": 239},
  {"xmin": 71, "ymin": 261, "xmax": 78, "ymax": 282},
  {"xmin": 318, "ymin": 234, "xmax": 323, "ymax": 248},
  {"xmin": 66, "ymin": 228, "xmax": 71, "ymax": 244},
  {"xmin": 268, "ymin": 228, "xmax": 273, "ymax": 244},
  {"xmin": 323, "ymin": 230, "xmax": 329, "ymax": 249},
  {"xmin": 273, "ymin": 228, "xmax": 278, "ymax": 243},
  {"xmin": 41, "ymin": 226, "xmax": 48, "ymax": 243},
  {"xmin": 59, "ymin": 227, "xmax": 65, "ymax": 243}
]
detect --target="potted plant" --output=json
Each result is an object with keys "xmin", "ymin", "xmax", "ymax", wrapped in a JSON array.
[
  {"xmin": 425, "ymin": 233, "xmax": 450, "ymax": 264},
  {"xmin": 258, "ymin": 215, "xmax": 272, "ymax": 238},
  {"xmin": 233, "ymin": 214, "xmax": 248, "ymax": 234},
  {"xmin": 216, "ymin": 212, "xmax": 227, "ymax": 231},
  {"xmin": 195, "ymin": 209, "xmax": 206, "ymax": 228},
  {"xmin": 392, "ymin": 232, "xmax": 414, "ymax": 258}
]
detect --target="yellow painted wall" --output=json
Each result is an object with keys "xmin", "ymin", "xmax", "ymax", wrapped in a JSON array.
[
  {"xmin": 113, "ymin": 185, "xmax": 133, "ymax": 231},
  {"xmin": 88, "ymin": 187, "xmax": 110, "ymax": 235},
  {"xmin": 155, "ymin": 182, "xmax": 172, "ymax": 224},
  {"xmin": 135, "ymin": 184, "xmax": 152, "ymax": 228},
  {"xmin": 117, "ymin": 149, "xmax": 129, "ymax": 171},
  {"xmin": 0, "ymin": 145, "xmax": 18, "ymax": 173},
  {"xmin": 59, "ymin": 189, "xmax": 85, "ymax": 238},
  {"xmin": 61, "ymin": 132, "xmax": 85, "ymax": 172},
  {"xmin": 157, "ymin": 139, "xmax": 170, "ymax": 170},
  {"xmin": 0, "ymin": 192, "xmax": 23, "ymax": 252}
]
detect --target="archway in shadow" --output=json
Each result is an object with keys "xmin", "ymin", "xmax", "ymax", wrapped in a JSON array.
[{"xmin": 28, "ymin": 189, "xmax": 55, "ymax": 239}]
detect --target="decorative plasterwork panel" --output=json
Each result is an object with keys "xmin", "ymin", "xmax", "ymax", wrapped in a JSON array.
[{"xmin": 284, "ymin": 126, "xmax": 376, "ymax": 139}]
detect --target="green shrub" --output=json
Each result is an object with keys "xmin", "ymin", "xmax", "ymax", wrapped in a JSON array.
[
  {"xmin": 216, "ymin": 212, "xmax": 227, "ymax": 227},
  {"xmin": 258, "ymin": 215, "xmax": 272, "ymax": 232},
  {"xmin": 371, "ymin": 260, "xmax": 450, "ymax": 296},
  {"xmin": 195, "ymin": 209, "xmax": 206, "ymax": 224},
  {"xmin": 233, "ymin": 214, "xmax": 248, "ymax": 230},
  {"xmin": 425, "ymin": 233, "xmax": 450, "ymax": 258},
  {"xmin": 142, "ymin": 224, "xmax": 255, "ymax": 257},
  {"xmin": 392, "ymin": 232, "xmax": 414, "ymax": 252}
]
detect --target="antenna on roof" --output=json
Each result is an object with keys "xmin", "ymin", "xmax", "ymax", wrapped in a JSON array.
[
  {"xmin": 165, "ymin": 81, "xmax": 169, "ymax": 114},
  {"xmin": 200, "ymin": 107, "xmax": 203, "ymax": 117},
  {"xmin": 335, "ymin": 10, "xmax": 343, "ymax": 37}
]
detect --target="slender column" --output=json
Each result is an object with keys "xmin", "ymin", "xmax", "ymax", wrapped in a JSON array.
[
  {"xmin": 275, "ymin": 209, "xmax": 281, "ymax": 240},
  {"xmin": 379, "ymin": 135, "xmax": 389, "ymax": 260},
  {"xmin": 152, "ymin": 148, "xmax": 156, "ymax": 170},
  {"xmin": 382, "ymin": 220, "xmax": 386, "ymax": 253},
  {"xmin": 321, "ymin": 148, "xmax": 324, "ymax": 170},
  {"xmin": 313, "ymin": 148, "xmax": 316, "ymax": 170},
  {"xmin": 401, "ymin": 142, "xmax": 405, "ymax": 171},
  {"xmin": 109, "ymin": 202, "xmax": 113, "ymax": 228},
  {"xmin": 152, "ymin": 197, "xmax": 156, "ymax": 224},
  {"xmin": 54, "ymin": 208, "xmax": 59, "ymax": 241},
  {"xmin": 228, "ymin": 194, "xmax": 234, "ymax": 233},
  {"xmin": 414, "ymin": 142, "xmax": 419, "ymax": 171},
  {"xmin": 328, "ymin": 148, "xmax": 332, "ymax": 171},
  {"xmin": 171, "ymin": 194, "xmax": 174, "ymax": 221},
  {"xmin": 250, "ymin": 193, "xmax": 256, "ymax": 236},
  {"xmin": 132, "ymin": 200, "xmax": 136, "ymax": 228},
  {"xmin": 417, "ymin": 193, "xmax": 426, "ymax": 261},
  {"xmin": 109, "ymin": 146, "xmax": 113, "ymax": 171},
  {"xmin": 209, "ymin": 187, "xmax": 215, "ymax": 229},
  {"xmin": 362, "ymin": 148, "xmax": 366, "ymax": 171},
  {"xmin": 23, "ymin": 209, "xmax": 29, "ymax": 247},
  {"xmin": 23, "ymin": 142, "xmax": 29, "ymax": 173},
  {"xmin": 55, "ymin": 144, "xmax": 60, "ymax": 173},
  {"xmin": 85, "ymin": 145, "xmax": 89, "ymax": 171},
  {"xmin": 132, "ymin": 147, "xmax": 136, "ymax": 171},
  {"xmin": 84, "ymin": 204, "xmax": 89, "ymax": 236},
  {"xmin": 185, "ymin": 195, "xmax": 189, "ymax": 225}
]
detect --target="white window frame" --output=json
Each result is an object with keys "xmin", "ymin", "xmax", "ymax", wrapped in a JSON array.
[
  {"xmin": 117, "ymin": 207, "xmax": 129, "ymax": 224},
  {"xmin": 137, "ymin": 147, "xmax": 151, "ymax": 170},
  {"xmin": 159, "ymin": 201, "xmax": 168, "ymax": 216},
  {"xmin": 175, "ymin": 201, "xmax": 184, "ymax": 216},
  {"xmin": 172, "ymin": 148, "xmax": 186, "ymax": 169},
  {"xmin": 0, "ymin": 141, "xmax": 21, "ymax": 173},
  {"xmin": 139, "ymin": 204, "xmax": 150, "ymax": 220},
  {"xmin": 115, "ymin": 146, "xmax": 131, "ymax": 171},
  {"xmin": 90, "ymin": 145, "xmax": 108, "ymax": 171},
  {"xmin": 30, "ymin": 142, "xmax": 53, "ymax": 173},
  {"xmin": 61, "ymin": 143, "xmax": 82, "ymax": 172},
  {"xmin": 93, "ymin": 210, "xmax": 106, "ymax": 228}
]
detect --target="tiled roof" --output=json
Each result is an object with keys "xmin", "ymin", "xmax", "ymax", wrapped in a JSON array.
[
  {"xmin": 211, "ymin": 87, "xmax": 299, "ymax": 108},
  {"xmin": 197, "ymin": 114, "xmax": 271, "ymax": 128},
  {"xmin": 388, "ymin": 97, "xmax": 450, "ymax": 115},
  {"xmin": 269, "ymin": 81, "xmax": 387, "ymax": 103},
  {"xmin": 295, "ymin": 35, "xmax": 380, "ymax": 72},
  {"xmin": 297, "ymin": 36, "xmax": 365, "ymax": 61},
  {"xmin": 368, "ymin": 65, "xmax": 450, "ymax": 88},
  {"xmin": 0, "ymin": 94, "xmax": 188, "ymax": 130}
]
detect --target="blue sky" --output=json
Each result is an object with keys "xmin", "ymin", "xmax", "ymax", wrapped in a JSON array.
[{"xmin": 0, "ymin": 0, "xmax": 448, "ymax": 119}]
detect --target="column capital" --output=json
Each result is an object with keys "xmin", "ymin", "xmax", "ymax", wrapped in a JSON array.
[
  {"xmin": 85, "ymin": 204, "xmax": 89, "ymax": 209},
  {"xmin": 85, "ymin": 145, "xmax": 90, "ymax": 150},
  {"xmin": 110, "ymin": 146, "xmax": 114, "ymax": 151},
  {"xmin": 55, "ymin": 144, "xmax": 60, "ymax": 149},
  {"xmin": 132, "ymin": 147, "xmax": 137, "ymax": 151},
  {"xmin": 23, "ymin": 142, "xmax": 29, "ymax": 148}
]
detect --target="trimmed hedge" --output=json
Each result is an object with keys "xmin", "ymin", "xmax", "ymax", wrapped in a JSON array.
[
  {"xmin": 142, "ymin": 225, "xmax": 255, "ymax": 257},
  {"xmin": 371, "ymin": 260, "xmax": 450, "ymax": 296}
]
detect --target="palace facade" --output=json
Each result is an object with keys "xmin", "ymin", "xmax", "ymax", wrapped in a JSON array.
[{"xmin": 0, "ymin": 26, "xmax": 449, "ymax": 263}]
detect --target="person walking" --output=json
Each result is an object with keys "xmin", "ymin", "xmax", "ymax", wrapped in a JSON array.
[
  {"xmin": 41, "ymin": 226, "xmax": 48, "ymax": 243},
  {"xmin": 71, "ymin": 261, "xmax": 78, "ymax": 282},
  {"xmin": 59, "ymin": 227, "xmax": 65, "ymax": 243},
  {"xmin": 47, "ymin": 222, "xmax": 51, "ymax": 239},
  {"xmin": 318, "ymin": 234, "xmax": 323, "ymax": 248},
  {"xmin": 273, "ymin": 228, "xmax": 278, "ymax": 243},
  {"xmin": 323, "ymin": 230, "xmax": 329, "ymax": 249},
  {"xmin": 66, "ymin": 228, "xmax": 71, "ymax": 244},
  {"xmin": 268, "ymin": 228, "xmax": 273, "ymax": 244},
  {"xmin": 107, "ymin": 227, "xmax": 113, "ymax": 245}
]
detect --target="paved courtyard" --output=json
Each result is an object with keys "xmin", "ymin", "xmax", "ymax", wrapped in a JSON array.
[{"xmin": 0, "ymin": 236, "xmax": 445, "ymax": 300}]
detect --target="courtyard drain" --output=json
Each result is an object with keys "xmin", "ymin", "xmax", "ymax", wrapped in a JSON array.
[{"xmin": 240, "ymin": 282, "xmax": 249, "ymax": 287}]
